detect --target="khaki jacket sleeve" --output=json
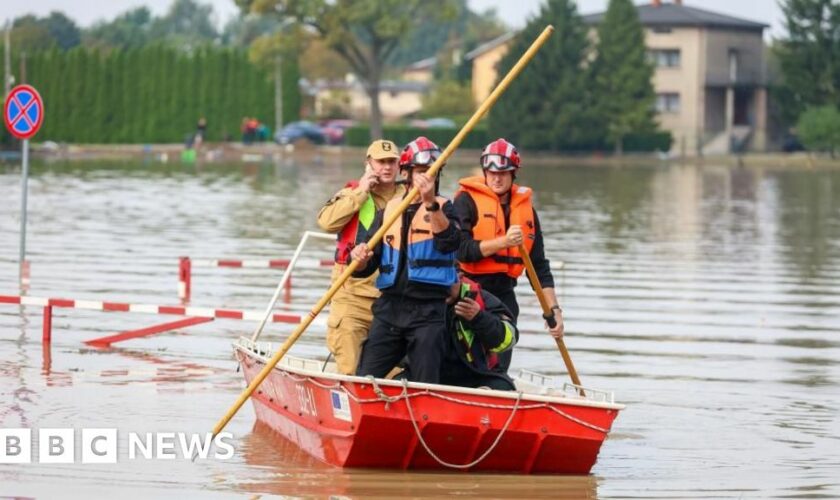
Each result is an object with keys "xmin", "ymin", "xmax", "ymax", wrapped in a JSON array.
[{"xmin": 317, "ymin": 186, "xmax": 370, "ymax": 233}]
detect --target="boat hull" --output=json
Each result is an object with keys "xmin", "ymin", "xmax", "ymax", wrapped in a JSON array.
[{"xmin": 235, "ymin": 345, "xmax": 621, "ymax": 474}]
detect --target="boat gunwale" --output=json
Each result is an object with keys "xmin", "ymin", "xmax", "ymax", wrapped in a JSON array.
[{"xmin": 233, "ymin": 339, "xmax": 626, "ymax": 411}]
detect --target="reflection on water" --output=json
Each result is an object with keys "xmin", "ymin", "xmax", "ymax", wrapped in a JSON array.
[
  {"xmin": 237, "ymin": 422, "xmax": 598, "ymax": 498},
  {"xmin": 1, "ymin": 158, "xmax": 839, "ymax": 498}
]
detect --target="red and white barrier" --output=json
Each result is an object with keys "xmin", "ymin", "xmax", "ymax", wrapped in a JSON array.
[
  {"xmin": 189, "ymin": 258, "xmax": 334, "ymax": 269},
  {"xmin": 178, "ymin": 256, "xmax": 334, "ymax": 302},
  {"xmin": 178, "ymin": 231, "xmax": 338, "ymax": 303},
  {"xmin": 0, "ymin": 294, "xmax": 328, "ymax": 347},
  {"xmin": 0, "ymin": 294, "xmax": 324, "ymax": 324}
]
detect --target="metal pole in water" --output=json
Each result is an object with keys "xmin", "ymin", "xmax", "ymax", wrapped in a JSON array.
[{"xmin": 19, "ymin": 139, "xmax": 29, "ymax": 289}]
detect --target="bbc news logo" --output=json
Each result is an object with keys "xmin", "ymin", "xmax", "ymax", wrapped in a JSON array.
[{"xmin": 1, "ymin": 429, "xmax": 235, "ymax": 463}]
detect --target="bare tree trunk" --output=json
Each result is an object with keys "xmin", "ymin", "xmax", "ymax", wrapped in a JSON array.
[
  {"xmin": 274, "ymin": 56, "xmax": 283, "ymax": 134},
  {"xmin": 368, "ymin": 84, "xmax": 383, "ymax": 140},
  {"xmin": 368, "ymin": 50, "xmax": 383, "ymax": 141},
  {"xmin": 615, "ymin": 135, "xmax": 623, "ymax": 156}
]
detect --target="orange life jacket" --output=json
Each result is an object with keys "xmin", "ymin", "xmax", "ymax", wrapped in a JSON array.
[{"xmin": 456, "ymin": 176, "xmax": 534, "ymax": 278}]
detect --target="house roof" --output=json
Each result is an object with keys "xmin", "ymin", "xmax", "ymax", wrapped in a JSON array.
[
  {"xmin": 404, "ymin": 56, "xmax": 437, "ymax": 72},
  {"xmin": 464, "ymin": 31, "xmax": 518, "ymax": 61},
  {"xmin": 582, "ymin": 2, "xmax": 767, "ymax": 31}
]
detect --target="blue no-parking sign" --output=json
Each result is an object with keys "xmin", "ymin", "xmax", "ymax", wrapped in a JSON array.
[
  {"xmin": 4, "ymin": 84, "xmax": 44, "ymax": 140},
  {"xmin": 5, "ymin": 84, "xmax": 43, "ymax": 289}
]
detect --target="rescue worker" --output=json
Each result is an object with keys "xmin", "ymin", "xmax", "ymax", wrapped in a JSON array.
[
  {"xmin": 454, "ymin": 138, "xmax": 564, "ymax": 370},
  {"xmin": 441, "ymin": 274, "xmax": 518, "ymax": 391},
  {"xmin": 317, "ymin": 139, "xmax": 404, "ymax": 374},
  {"xmin": 351, "ymin": 137, "xmax": 461, "ymax": 383}
]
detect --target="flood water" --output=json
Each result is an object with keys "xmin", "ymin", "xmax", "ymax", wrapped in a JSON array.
[{"xmin": 1, "ymin": 156, "xmax": 838, "ymax": 498}]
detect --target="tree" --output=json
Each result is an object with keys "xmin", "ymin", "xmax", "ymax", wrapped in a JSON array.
[
  {"xmin": 85, "ymin": 7, "xmax": 154, "ymax": 49},
  {"xmin": 421, "ymin": 79, "xmax": 473, "ymax": 118},
  {"xmin": 776, "ymin": 0, "xmax": 840, "ymax": 121},
  {"xmin": 797, "ymin": 105, "xmax": 840, "ymax": 156},
  {"xmin": 43, "ymin": 12, "xmax": 81, "ymax": 50},
  {"xmin": 241, "ymin": 0, "xmax": 457, "ymax": 139},
  {"xmin": 247, "ymin": 26, "xmax": 304, "ymax": 129},
  {"xmin": 11, "ymin": 16, "xmax": 55, "ymax": 52},
  {"xmin": 590, "ymin": 0, "xmax": 656, "ymax": 154},
  {"xmin": 298, "ymin": 38, "xmax": 352, "ymax": 80},
  {"xmin": 149, "ymin": 0, "xmax": 220, "ymax": 50},
  {"xmin": 487, "ymin": 0, "xmax": 599, "ymax": 151}
]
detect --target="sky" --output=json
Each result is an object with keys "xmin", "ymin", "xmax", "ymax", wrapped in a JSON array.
[{"xmin": 3, "ymin": 0, "xmax": 786, "ymax": 39}]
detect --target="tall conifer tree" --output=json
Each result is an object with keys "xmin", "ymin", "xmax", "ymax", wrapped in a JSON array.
[
  {"xmin": 591, "ymin": 0, "xmax": 656, "ymax": 154},
  {"xmin": 776, "ymin": 0, "xmax": 840, "ymax": 121},
  {"xmin": 487, "ymin": 0, "xmax": 599, "ymax": 151}
]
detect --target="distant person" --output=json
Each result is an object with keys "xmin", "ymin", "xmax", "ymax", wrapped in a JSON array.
[
  {"xmin": 195, "ymin": 117, "xmax": 207, "ymax": 149},
  {"xmin": 454, "ymin": 138, "xmax": 563, "ymax": 372},
  {"xmin": 317, "ymin": 140, "xmax": 404, "ymax": 375},
  {"xmin": 440, "ymin": 274, "xmax": 518, "ymax": 391},
  {"xmin": 257, "ymin": 122, "xmax": 271, "ymax": 142},
  {"xmin": 241, "ymin": 117, "xmax": 257, "ymax": 144},
  {"xmin": 351, "ymin": 137, "xmax": 460, "ymax": 383}
]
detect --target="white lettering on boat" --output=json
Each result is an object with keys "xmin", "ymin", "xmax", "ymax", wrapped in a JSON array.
[{"xmin": 296, "ymin": 383, "xmax": 317, "ymax": 417}]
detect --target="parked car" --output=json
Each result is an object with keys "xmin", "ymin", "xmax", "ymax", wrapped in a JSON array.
[
  {"xmin": 274, "ymin": 121, "xmax": 326, "ymax": 145},
  {"xmin": 320, "ymin": 119, "xmax": 357, "ymax": 145},
  {"xmin": 407, "ymin": 117, "xmax": 457, "ymax": 129},
  {"xmin": 424, "ymin": 117, "xmax": 456, "ymax": 128}
]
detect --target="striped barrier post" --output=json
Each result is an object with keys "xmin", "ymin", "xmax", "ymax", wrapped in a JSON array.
[
  {"xmin": 42, "ymin": 305, "xmax": 52, "ymax": 344},
  {"xmin": 178, "ymin": 256, "xmax": 191, "ymax": 302}
]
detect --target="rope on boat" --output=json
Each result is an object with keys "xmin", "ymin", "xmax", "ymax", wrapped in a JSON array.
[
  {"xmin": 396, "ymin": 377, "xmax": 524, "ymax": 470},
  {"xmin": 278, "ymin": 368, "xmax": 610, "ymax": 434}
]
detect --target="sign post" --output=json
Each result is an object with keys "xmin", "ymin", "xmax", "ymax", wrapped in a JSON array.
[{"xmin": 4, "ymin": 84, "xmax": 44, "ymax": 289}]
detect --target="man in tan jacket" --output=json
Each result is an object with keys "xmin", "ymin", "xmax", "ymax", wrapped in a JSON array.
[{"xmin": 317, "ymin": 139, "xmax": 405, "ymax": 374}]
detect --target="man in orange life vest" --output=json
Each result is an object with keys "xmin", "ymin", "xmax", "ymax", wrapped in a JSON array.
[
  {"xmin": 317, "ymin": 139, "xmax": 405, "ymax": 374},
  {"xmin": 350, "ymin": 137, "xmax": 461, "ymax": 383},
  {"xmin": 454, "ymin": 138, "xmax": 564, "ymax": 370}
]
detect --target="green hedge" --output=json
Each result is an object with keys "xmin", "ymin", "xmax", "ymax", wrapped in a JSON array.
[
  {"xmin": 346, "ymin": 125, "xmax": 490, "ymax": 149},
  {"xmin": 622, "ymin": 131, "xmax": 673, "ymax": 152},
  {"xmin": 0, "ymin": 43, "xmax": 300, "ymax": 144},
  {"xmin": 347, "ymin": 126, "xmax": 671, "ymax": 153}
]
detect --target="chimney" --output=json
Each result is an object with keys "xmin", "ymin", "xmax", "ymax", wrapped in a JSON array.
[
  {"xmin": 653, "ymin": 0, "xmax": 661, "ymax": 6},
  {"xmin": 674, "ymin": 0, "xmax": 682, "ymax": 5}
]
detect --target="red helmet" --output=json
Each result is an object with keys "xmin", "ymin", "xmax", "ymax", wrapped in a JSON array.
[
  {"xmin": 480, "ymin": 138, "xmax": 520, "ymax": 172},
  {"xmin": 399, "ymin": 136, "xmax": 443, "ymax": 170}
]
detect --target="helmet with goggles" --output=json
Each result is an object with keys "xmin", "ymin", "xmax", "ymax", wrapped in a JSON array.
[
  {"xmin": 399, "ymin": 136, "xmax": 443, "ymax": 171},
  {"xmin": 480, "ymin": 138, "xmax": 520, "ymax": 172}
]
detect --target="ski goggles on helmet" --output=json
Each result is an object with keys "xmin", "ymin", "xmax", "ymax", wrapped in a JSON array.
[
  {"xmin": 481, "ymin": 154, "xmax": 517, "ymax": 172},
  {"xmin": 408, "ymin": 149, "xmax": 440, "ymax": 167}
]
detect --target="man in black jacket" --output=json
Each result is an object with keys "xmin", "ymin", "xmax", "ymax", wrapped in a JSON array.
[{"xmin": 440, "ymin": 275, "xmax": 518, "ymax": 391}]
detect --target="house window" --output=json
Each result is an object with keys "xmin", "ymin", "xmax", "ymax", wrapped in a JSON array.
[
  {"xmin": 648, "ymin": 49, "xmax": 681, "ymax": 68},
  {"xmin": 656, "ymin": 93, "xmax": 680, "ymax": 113}
]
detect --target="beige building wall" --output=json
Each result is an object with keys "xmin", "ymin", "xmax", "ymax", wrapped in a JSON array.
[
  {"xmin": 645, "ymin": 27, "xmax": 705, "ymax": 156},
  {"xmin": 342, "ymin": 89, "xmax": 424, "ymax": 120},
  {"xmin": 471, "ymin": 43, "xmax": 510, "ymax": 107},
  {"xmin": 402, "ymin": 68, "xmax": 434, "ymax": 83}
]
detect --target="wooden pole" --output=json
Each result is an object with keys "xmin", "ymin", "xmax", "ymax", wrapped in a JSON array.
[
  {"xmin": 210, "ymin": 25, "xmax": 557, "ymax": 439},
  {"xmin": 518, "ymin": 244, "xmax": 584, "ymax": 394}
]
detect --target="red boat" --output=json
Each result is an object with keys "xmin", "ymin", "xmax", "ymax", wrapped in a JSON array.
[{"xmin": 234, "ymin": 338, "xmax": 624, "ymax": 474}]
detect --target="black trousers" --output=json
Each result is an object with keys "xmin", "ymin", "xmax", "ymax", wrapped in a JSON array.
[{"xmin": 356, "ymin": 295, "xmax": 447, "ymax": 384}]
